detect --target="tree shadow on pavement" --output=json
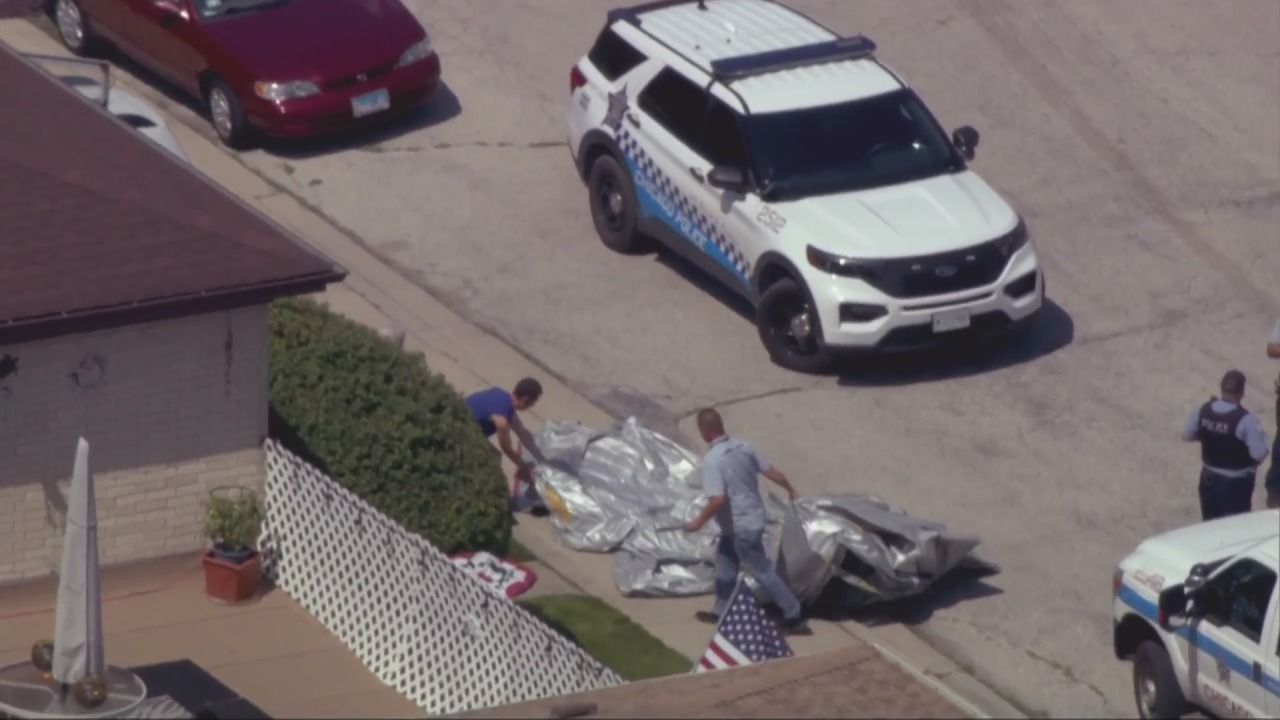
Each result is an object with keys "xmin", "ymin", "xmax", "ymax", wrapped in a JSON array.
[{"xmin": 806, "ymin": 562, "xmax": 1005, "ymax": 627}]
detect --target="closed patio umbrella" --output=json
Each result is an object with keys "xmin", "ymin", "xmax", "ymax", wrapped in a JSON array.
[{"xmin": 51, "ymin": 436, "xmax": 104, "ymax": 689}]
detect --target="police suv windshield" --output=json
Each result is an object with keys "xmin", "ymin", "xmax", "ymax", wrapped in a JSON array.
[{"xmin": 745, "ymin": 89, "xmax": 964, "ymax": 201}]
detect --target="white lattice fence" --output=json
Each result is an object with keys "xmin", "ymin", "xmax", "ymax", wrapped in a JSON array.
[{"xmin": 259, "ymin": 440, "xmax": 622, "ymax": 716}]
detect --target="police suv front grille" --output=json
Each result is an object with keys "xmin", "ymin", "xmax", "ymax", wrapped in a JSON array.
[
  {"xmin": 865, "ymin": 240, "xmax": 1009, "ymax": 299},
  {"xmin": 325, "ymin": 62, "xmax": 395, "ymax": 90}
]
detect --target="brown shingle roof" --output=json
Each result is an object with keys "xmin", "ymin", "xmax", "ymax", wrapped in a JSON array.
[{"xmin": 0, "ymin": 45, "xmax": 345, "ymax": 345}]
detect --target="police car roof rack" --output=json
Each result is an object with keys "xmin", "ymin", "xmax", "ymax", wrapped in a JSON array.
[
  {"xmin": 607, "ymin": 0, "xmax": 700, "ymax": 24},
  {"xmin": 709, "ymin": 35, "xmax": 878, "ymax": 82}
]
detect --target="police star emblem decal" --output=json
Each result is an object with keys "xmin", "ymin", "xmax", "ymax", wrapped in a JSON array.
[{"xmin": 603, "ymin": 86, "xmax": 628, "ymax": 131}]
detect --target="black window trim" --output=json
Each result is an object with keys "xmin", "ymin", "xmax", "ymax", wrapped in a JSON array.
[
  {"xmin": 587, "ymin": 25, "xmax": 649, "ymax": 82},
  {"xmin": 636, "ymin": 66, "xmax": 754, "ymax": 181},
  {"xmin": 1202, "ymin": 558, "xmax": 1277, "ymax": 646}
]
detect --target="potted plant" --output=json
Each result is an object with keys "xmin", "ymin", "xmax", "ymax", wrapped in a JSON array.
[{"xmin": 201, "ymin": 486, "xmax": 265, "ymax": 603}]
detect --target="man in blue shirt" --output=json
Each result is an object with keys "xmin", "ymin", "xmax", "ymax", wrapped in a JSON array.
[
  {"xmin": 1181, "ymin": 369, "xmax": 1271, "ymax": 520},
  {"xmin": 466, "ymin": 378, "xmax": 548, "ymax": 482},
  {"xmin": 684, "ymin": 408, "xmax": 810, "ymax": 635}
]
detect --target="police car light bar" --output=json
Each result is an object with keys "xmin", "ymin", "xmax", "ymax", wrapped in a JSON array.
[{"xmin": 710, "ymin": 35, "xmax": 877, "ymax": 81}]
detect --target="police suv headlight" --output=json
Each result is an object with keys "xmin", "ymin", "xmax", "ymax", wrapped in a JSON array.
[
  {"xmin": 995, "ymin": 218, "xmax": 1028, "ymax": 259},
  {"xmin": 253, "ymin": 81, "xmax": 320, "ymax": 102},
  {"xmin": 397, "ymin": 36, "xmax": 433, "ymax": 68},
  {"xmin": 805, "ymin": 245, "xmax": 883, "ymax": 279}
]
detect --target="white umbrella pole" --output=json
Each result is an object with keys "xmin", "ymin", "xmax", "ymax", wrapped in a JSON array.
[{"xmin": 51, "ymin": 437, "xmax": 105, "ymax": 692}]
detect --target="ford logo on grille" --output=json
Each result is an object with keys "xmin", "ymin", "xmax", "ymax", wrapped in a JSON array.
[{"xmin": 934, "ymin": 265, "xmax": 958, "ymax": 278}]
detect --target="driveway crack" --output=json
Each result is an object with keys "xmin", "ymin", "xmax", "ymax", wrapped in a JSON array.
[
  {"xmin": 675, "ymin": 386, "xmax": 808, "ymax": 421},
  {"xmin": 359, "ymin": 139, "xmax": 568, "ymax": 154},
  {"xmin": 1023, "ymin": 647, "xmax": 1108, "ymax": 707}
]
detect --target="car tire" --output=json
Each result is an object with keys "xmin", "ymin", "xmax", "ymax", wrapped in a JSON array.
[
  {"xmin": 587, "ymin": 154, "xmax": 647, "ymax": 254},
  {"xmin": 206, "ymin": 79, "xmax": 250, "ymax": 149},
  {"xmin": 54, "ymin": 0, "xmax": 95, "ymax": 56},
  {"xmin": 756, "ymin": 277, "xmax": 832, "ymax": 374},
  {"xmin": 1132, "ymin": 641, "xmax": 1188, "ymax": 719}
]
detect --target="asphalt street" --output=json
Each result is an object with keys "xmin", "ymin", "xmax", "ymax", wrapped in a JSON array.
[{"xmin": 56, "ymin": 0, "xmax": 1280, "ymax": 716}]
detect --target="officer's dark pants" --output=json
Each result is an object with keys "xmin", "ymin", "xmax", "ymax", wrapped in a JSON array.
[{"xmin": 1198, "ymin": 468, "xmax": 1255, "ymax": 521}]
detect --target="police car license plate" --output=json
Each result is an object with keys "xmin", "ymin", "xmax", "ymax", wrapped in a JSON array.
[
  {"xmin": 351, "ymin": 89, "xmax": 391, "ymax": 118},
  {"xmin": 932, "ymin": 309, "xmax": 971, "ymax": 333}
]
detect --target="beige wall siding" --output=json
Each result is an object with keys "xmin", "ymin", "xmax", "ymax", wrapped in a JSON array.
[{"xmin": 0, "ymin": 306, "xmax": 269, "ymax": 583}]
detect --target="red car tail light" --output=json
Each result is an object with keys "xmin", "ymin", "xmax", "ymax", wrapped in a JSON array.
[{"xmin": 570, "ymin": 65, "xmax": 587, "ymax": 95}]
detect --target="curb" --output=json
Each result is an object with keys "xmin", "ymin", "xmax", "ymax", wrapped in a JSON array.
[{"xmin": 0, "ymin": 18, "xmax": 1023, "ymax": 719}]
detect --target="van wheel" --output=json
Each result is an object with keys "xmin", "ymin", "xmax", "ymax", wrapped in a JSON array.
[
  {"xmin": 757, "ymin": 278, "xmax": 832, "ymax": 374},
  {"xmin": 1133, "ymin": 641, "xmax": 1187, "ymax": 719},
  {"xmin": 206, "ymin": 79, "xmax": 249, "ymax": 149},
  {"xmin": 54, "ymin": 0, "xmax": 95, "ymax": 56},
  {"xmin": 587, "ymin": 154, "xmax": 647, "ymax": 253}
]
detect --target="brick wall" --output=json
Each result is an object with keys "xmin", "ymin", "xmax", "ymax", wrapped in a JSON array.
[{"xmin": 0, "ymin": 305, "xmax": 269, "ymax": 583}]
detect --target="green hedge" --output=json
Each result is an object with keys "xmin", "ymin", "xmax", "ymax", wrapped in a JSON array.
[{"xmin": 267, "ymin": 298, "xmax": 511, "ymax": 555}]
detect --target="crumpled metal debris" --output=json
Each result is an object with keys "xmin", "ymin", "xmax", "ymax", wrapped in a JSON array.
[
  {"xmin": 530, "ymin": 418, "xmax": 720, "ymax": 596},
  {"xmin": 773, "ymin": 493, "xmax": 989, "ymax": 607},
  {"xmin": 528, "ymin": 417, "xmax": 990, "ymax": 606}
]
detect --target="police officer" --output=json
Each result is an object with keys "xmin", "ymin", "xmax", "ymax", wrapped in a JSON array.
[
  {"xmin": 1182, "ymin": 369, "xmax": 1271, "ymax": 520},
  {"xmin": 1265, "ymin": 320, "xmax": 1280, "ymax": 508}
]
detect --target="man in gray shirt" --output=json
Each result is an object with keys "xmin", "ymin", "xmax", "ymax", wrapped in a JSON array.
[
  {"xmin": 1181, "ymin": 369, "xmax": 1271, "ymax": 520},
  {"xmin": 1265, "ymin": 320, "xmax": 1280, "ymax": 508},
  {"xmin": 684, "ymin": 408, "xmax": 810, "ymax": 635}
]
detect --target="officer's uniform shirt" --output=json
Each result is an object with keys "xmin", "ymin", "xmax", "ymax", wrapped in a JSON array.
[{"xmin": 1182, "ymin": 399, "xmax": 1270, "ymax": 477}]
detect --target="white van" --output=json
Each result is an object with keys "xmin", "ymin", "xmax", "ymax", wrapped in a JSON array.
[{"xmin": 1112, "ymin": 510, "xmax": 1280, "ymax": 718}]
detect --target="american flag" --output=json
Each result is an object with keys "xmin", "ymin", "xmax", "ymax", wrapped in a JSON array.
[{"xmin": 695, "ymin": 577, "xmax": 795, "ymax": 672}]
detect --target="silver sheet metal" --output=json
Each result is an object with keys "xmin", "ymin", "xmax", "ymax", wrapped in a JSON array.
[{"xmin": 529, "ymin": 418, "xmax": 987, "ymax": 606}]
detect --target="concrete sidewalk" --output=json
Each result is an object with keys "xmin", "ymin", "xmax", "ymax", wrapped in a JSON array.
[
  {"xmin": 0, "ymin": 554, "xmax": 422, "ymax": 718},
  {"xmin": 0, "ymin": 18, "xmax": 1021, "ymax": 719}
]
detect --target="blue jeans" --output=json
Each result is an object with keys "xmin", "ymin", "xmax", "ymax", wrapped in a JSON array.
[{"xmin": 713, "ymin": 528, "xmax": 803, "ymax": 622}]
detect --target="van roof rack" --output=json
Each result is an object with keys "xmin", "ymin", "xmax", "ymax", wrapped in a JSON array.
[{"xmin": 710, "ymin": 35, "xmax": 877, "ymax": 81}]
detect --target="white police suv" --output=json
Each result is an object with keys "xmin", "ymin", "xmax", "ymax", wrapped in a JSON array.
[
  {"xmin": 1113, "ymin": 510, "xmax": 1280, "ymax": 719},
  {"xmin": 567, "ymin": 0, "xmax": 1044, "ymax": 372}
]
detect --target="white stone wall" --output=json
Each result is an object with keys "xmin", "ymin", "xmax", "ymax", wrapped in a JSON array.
[{"xmin": 0, "ymin": 305, "xmax": 268, "ymax": 583}]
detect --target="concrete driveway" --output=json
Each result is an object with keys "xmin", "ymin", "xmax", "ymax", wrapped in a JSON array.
[{"xmin": 31, "ymin": 0, "xmax": 1279, "ymax": 716}]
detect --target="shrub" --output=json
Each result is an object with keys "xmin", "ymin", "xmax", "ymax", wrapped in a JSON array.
[
  {"xmin": 204, "ymin": 486, "xmax": 265, "ymax": 553},
  {"xmin": 267, "ymin": 297, "xmax": 510, "ymax": 555}
]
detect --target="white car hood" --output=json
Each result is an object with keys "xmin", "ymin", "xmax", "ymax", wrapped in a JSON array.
[
  {"xmin": 776, "ymin": 171, "xmax": 1018, "ymax": 259},
  {"xmin": 1123, "ymin": 510, "xmax": 1280, "ymax": 589}
]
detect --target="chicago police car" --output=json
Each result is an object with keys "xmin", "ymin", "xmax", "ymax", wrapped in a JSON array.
[
  {"xmin": 567, "ymin": 0, "xmax": 1044, "ymax": 372},
  {"xmin": 1113, "ymin": 510, "xmax": 1280, "ymax": 718}
]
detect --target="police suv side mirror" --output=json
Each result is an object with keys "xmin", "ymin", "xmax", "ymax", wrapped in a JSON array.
[
  {"xmin": 952, "ymin": 126, "xmax": 980, "ymax": 160},
  {"xmin": 707, "ymin": 166, "xmax": 748, "ymax": 194},
  {"xmin": 1157, "ymin": 585, "xmax": 1189, "ymax": 628},
  {"xmin": 1184, "ymin": 563, "xmax": 1210, "ymax": 596}
]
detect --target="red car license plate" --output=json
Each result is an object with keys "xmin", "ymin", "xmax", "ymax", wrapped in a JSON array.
[{"xmin": 351, "ymin": 89, "xmax": 391, "ymax": 118}]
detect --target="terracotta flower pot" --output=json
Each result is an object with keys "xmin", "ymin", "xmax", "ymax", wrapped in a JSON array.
[{"xmin": 202, "ymin": 549, "xmax": 261, "ymax": 603}]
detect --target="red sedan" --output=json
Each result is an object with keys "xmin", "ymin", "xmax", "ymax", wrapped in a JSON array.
[{"xmin": 53, "ymin": 0, "xmax": 441, "ymax": 147}]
